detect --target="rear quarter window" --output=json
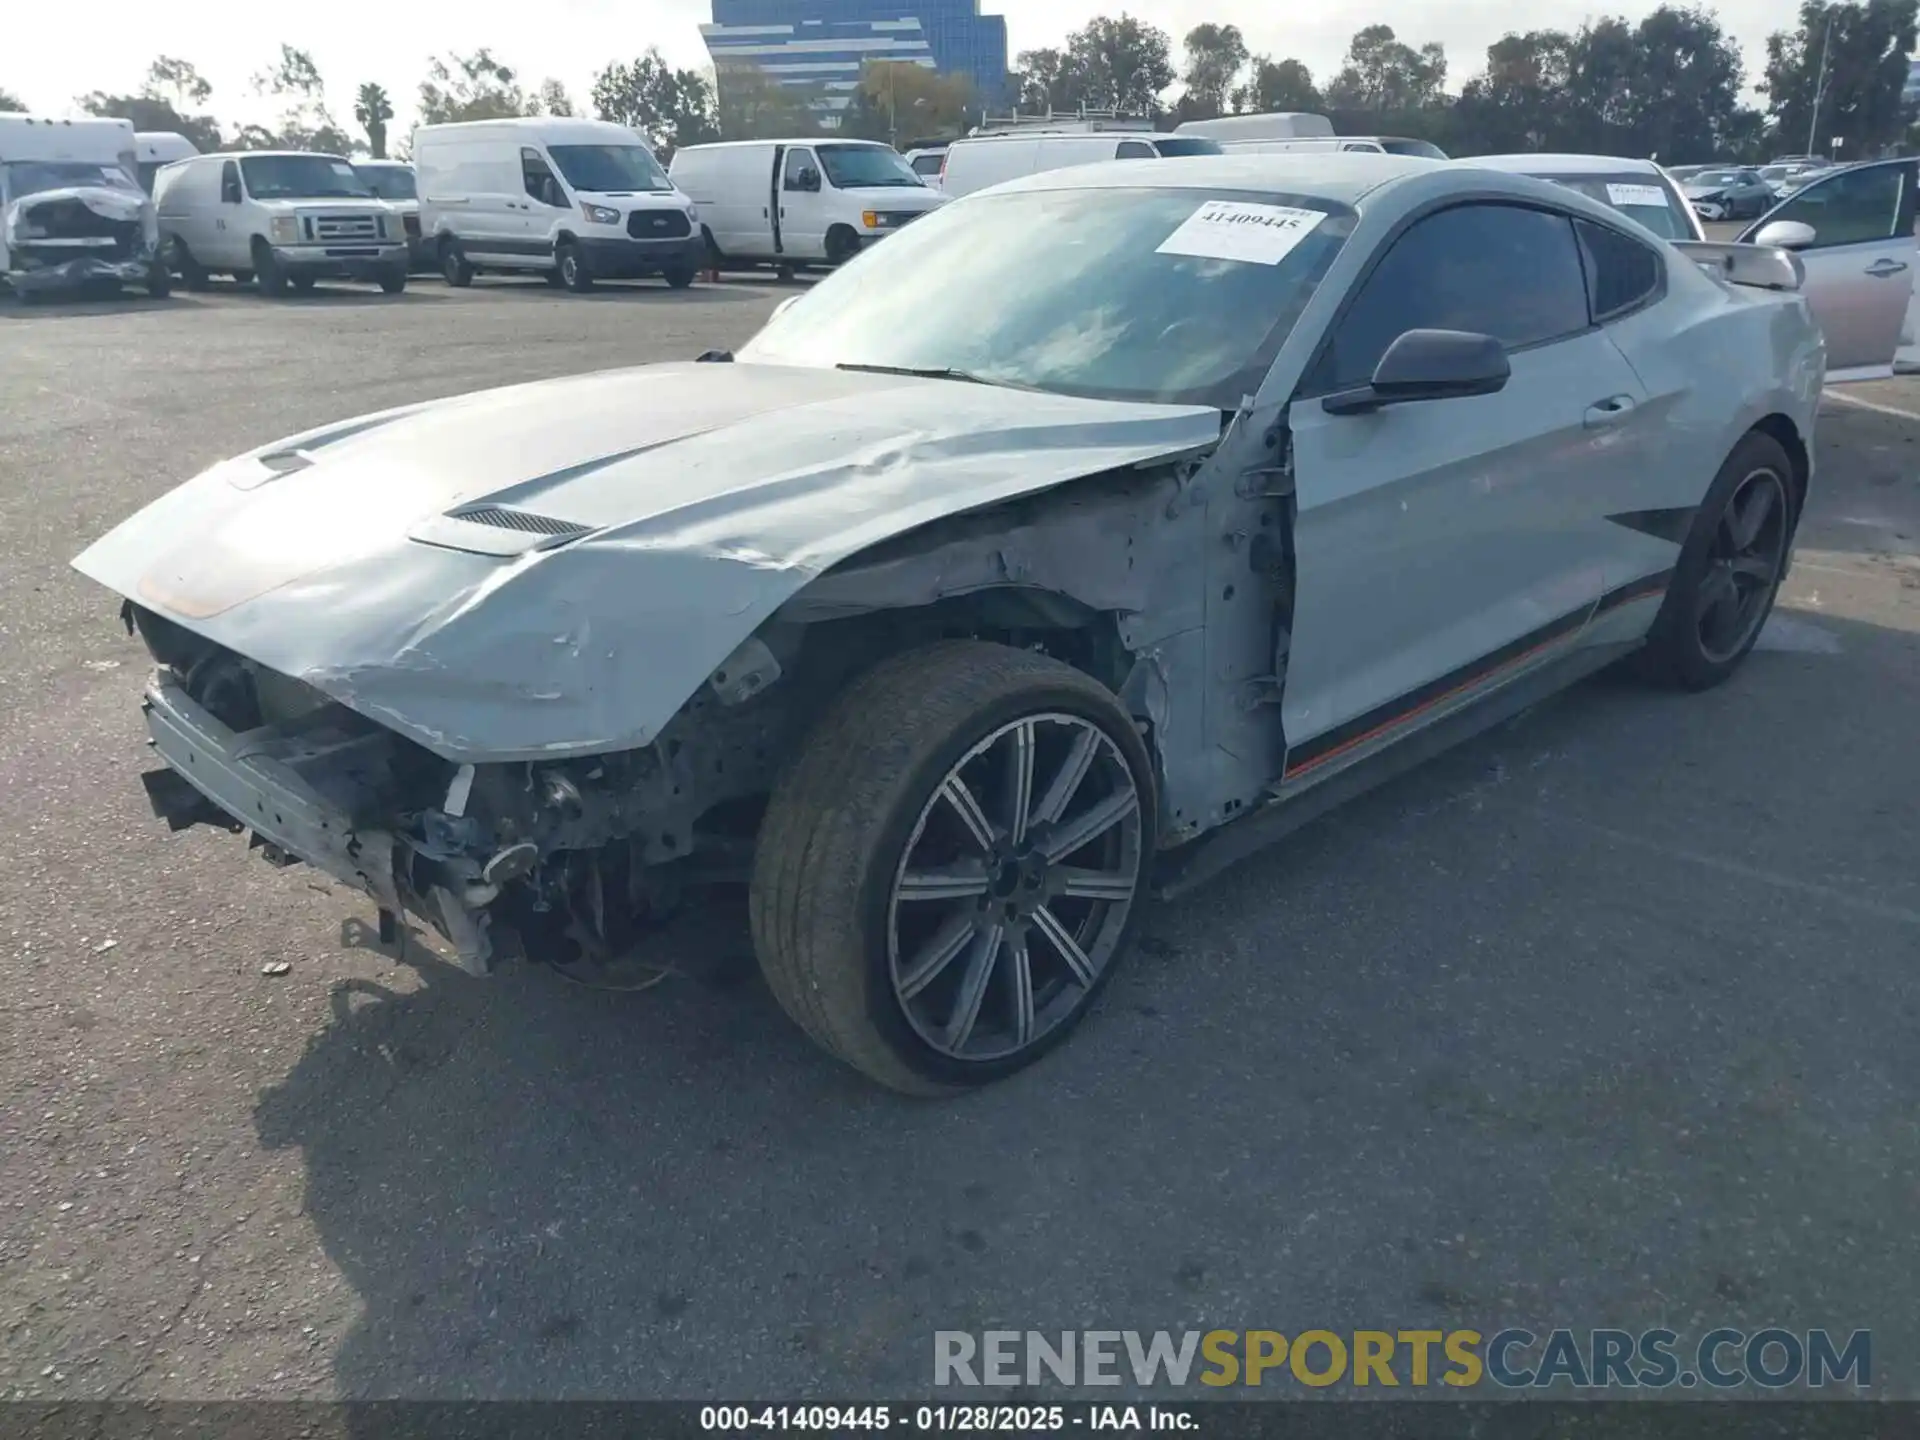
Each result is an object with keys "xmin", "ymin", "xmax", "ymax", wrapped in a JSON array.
[{"xmin": 1573, "ymin": 218, "xmax": 1664, "ymax": 321}]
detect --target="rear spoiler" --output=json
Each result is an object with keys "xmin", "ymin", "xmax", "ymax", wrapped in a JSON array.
[{"xmin": 1670, "ymin": 240, "xmax": 1804, "ymax": 292}]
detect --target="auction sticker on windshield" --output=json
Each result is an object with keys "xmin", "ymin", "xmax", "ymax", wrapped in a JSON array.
[
  {"xmin": 1607, "ymin": 183, "xmax": 1671, "ymax": 208},
  {"xmin": 1156, "ymin": 201, "xmax": 1327, "ymax": 266}
]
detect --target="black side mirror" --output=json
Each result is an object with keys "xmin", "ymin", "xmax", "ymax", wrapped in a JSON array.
[{"xmin": 1322, "ymin": 329, "xmax": 1511, "ymax": 415}]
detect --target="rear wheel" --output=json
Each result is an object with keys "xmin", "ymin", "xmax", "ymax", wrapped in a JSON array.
[
  {"xmin": 1637, "ymin": 430, "xmax": 1795, "ymax": 690},
  {"xmin": 557, "ymin": 242, "xmax": 593, "ymax": 292},
  {"xmin": 751, "ymin": 641, "xmax": 1155, "ymax": 1095},
  {"xmin": 170, "ymin": 236, "xmax": 207, "ymax": 291},
  {"xmin": 440, "ymin": 238, "xmax": 474, "ymax": 288}
]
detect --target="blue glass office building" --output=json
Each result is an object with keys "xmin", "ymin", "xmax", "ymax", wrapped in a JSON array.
[{"xmin": 702, "ymin": 0, "xmax": 1009, "ymax": 119}]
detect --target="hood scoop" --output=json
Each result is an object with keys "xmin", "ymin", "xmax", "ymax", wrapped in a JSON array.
[{"xmin": 409, "ymin": 502, "xmax": 593, "ymax": 558}]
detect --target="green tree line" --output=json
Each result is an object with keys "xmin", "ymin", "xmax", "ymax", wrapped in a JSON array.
[{"xmin": 5, "ymin": 0, "xmax": 1916, "ymax": 164}]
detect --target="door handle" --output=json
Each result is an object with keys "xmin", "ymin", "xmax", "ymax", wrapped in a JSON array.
[
  {"xmin": 1583, "ymin": 395, "xmax": 1637, "ymax": 428},
  {"xmin": 1865, "ymin": 258, "xmax": 1909, "ymax": 277}
]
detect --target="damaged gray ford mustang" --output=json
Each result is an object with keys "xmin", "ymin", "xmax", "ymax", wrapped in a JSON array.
[{"xmin": 74, "ymin": 154, "xmax": 1822, "ymax": 1093}]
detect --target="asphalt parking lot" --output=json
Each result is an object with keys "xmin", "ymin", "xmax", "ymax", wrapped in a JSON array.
[{"xmin": 3, "ymin": 273, "xmax": 1919, "ymax": 1402}]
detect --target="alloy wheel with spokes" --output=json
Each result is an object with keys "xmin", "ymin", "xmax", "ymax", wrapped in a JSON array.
[
  {"xmin": 1694, "ymin": 466, "xmax": 1788, "ymax": 664},
  {"xmin": 750, "ymin": 640, "xmax": 1159, "ymax": 1094},
  {"xmin": 887, "ymin": 713, "xmax": 1144, "ymax": 1063}
]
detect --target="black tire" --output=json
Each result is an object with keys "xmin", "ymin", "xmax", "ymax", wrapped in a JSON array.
[
  {"xmin": 543, "ymin": 268, "xmax": 565, "ymax": 288},
  {"xmin": 824, "ymin": 225, "xmax": 861, "ymax": 265},
  {"xmin": 1637, "ymin": 429, "xmax": 1797, "ymax": 691},
  {"xmin": 750, "ymin": 641, "xmax": 1157, "ymax": 1095},
  {"xmin": 170, "ymin": 236, "xmax": 208, "ymax": 291},
  {"xmin": 775, "ymin": 262, "xmax": 795, "ymax": 282},
  {"xmin": 440, "ymin": 238, "xmax": 474, "ymax": 288},
  {"xmin": 146, "ymin": 265, "xmax": 172, "ymax": 299},
  {"xmin": 702, "ymin": 226, "xmax": 723, "ymax": 268},
  {"xmin": 230, "ymin": 269, "xmax": 252, "ymax": 286},
  {"xmin": 378, "ymin": 265, "xmax": 408, "ymax": 295},
  {"xmin": 289, "ymin": 274, "xmax": 317, "ymax": 293},
  {"xmin": 252, "ymin": 240, "xmax": 287, "ymax": 297},
  {"xmin": 557, "ymin": 242, "xmax": 593, "ymax": 292},
  {"xmin": 663, "ymin": 264, "xmax": 697, "ymax": 289}
]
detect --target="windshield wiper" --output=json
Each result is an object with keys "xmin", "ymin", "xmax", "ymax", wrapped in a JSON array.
[{"xmin": 836, "ymin": 362, "xmax": 1008, "ymax": 387}]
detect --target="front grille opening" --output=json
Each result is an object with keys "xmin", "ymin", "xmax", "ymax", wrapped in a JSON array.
[
  {"xmin": 628, "ymin": 210, "xmax": 692, "ymax": 240},
  {"xmin": 448, "ymin": 504, "xmax": 591, "ymax": 538}
]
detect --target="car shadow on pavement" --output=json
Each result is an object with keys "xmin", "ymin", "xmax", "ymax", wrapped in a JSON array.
[{"xmin": 251, "ymin": 607, "xmax": 1920, "ymax": 1402}]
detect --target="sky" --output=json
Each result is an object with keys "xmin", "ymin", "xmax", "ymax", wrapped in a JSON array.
[{"xmin": 10, "ymin": 0, "xmax": 1799, "ymax": 140}]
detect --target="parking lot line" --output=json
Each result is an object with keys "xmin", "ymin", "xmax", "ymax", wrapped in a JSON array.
[{"xmin": 1823, "ymin": 387, "xmax": 1920, "ymax": 420}]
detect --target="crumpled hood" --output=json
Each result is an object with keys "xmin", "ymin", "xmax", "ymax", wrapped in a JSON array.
[
  {"xmin": 5, "ymin": 185, "xmax": 153, "ymax": 236},
  {"xmin": 73, "ymin": 361, "xmax": 1219, "ymax": 761}
]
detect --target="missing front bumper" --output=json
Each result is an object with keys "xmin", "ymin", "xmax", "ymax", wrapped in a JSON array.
[{"xmin": 139, "ymin": 670, "xmax": 496, "ymax": 974}]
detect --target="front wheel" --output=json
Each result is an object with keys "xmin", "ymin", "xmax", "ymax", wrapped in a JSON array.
[
  {"xmin": 252, "ymin": 241, "xmax": 287, "ymax": 297},
  {"xmin": 663, "ymin": 264, "xmax": 696, "ymax": 289},
  {"xmin": 378, "ymin": 265, "xmax": 408, "ymax": 295},
  {"xmin": 750, "ymin": 641, "xmax": 1156, "ymax": 1094},
  {"xmin": 1637, "ymin": 430, "xmax": 1796, "ymax": 690},
  {"xmin": 557, "ymin": 242, "xmax": 593, "ymax": 292}
]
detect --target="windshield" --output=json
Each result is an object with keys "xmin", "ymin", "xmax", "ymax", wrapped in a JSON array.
[
  {"xmin": 1538, "ymin": 174, "xmax": 1695, "ymax": 240},
  {"xmin": 816, "ymin": 144, "xmax": 924, "ymax": 189},
  {"xmin": 1692, "ymin": 170, "xmax": 1748, "ymax": 187},
  {"xmin": 1381, "ymin": 138, "xmax": 1449, "ymax": 159},
  {"xmin": 740, "ymin": 185, "xmax": 1355, "ymax": 408},
  {"xmin": 548, "ymin": 144, "xmax": 672, "ymax": 193},
  {"xmin": 4, "ymin": 161, "xmax": 141, "ymax": 200},
  {"xmin": 1152, "ymin": 137, "xmax": 1224, "ymax": 157},
  {"xmin": 356, "ymin": 164, "xmax": 417, "ymax": 200},
  {"xmin": 239, "ymin": 154, "xmax": 372, "ymax": 199}
]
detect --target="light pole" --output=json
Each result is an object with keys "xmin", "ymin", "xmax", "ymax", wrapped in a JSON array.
[{"xmin": 1806, "ymin": 5, "xmax": 1836, "ymax": 158}]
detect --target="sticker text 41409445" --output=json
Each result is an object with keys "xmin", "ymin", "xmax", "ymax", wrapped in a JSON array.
[{"xmin": 1155, "ymin": 201, "xmax": 1328, "ymax": 266}]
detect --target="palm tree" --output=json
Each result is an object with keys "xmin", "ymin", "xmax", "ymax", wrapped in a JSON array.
[{"xmin": 354, "ymin": 82, "xmax": 394, "ymax": 158}]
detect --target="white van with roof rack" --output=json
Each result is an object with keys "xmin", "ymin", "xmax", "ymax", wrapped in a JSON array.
[{"xmin": 414, "ymin": 117, "xmax": 703, "ymax": 291}]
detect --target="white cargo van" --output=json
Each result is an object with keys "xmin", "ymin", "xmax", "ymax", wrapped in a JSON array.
[
  {"xmin": 414, "ymin": 117, "xmax": 702, "ymax": 291},
  {"xmin": 668, "ymin": 139, "xmax": 945, "ymax": 275},
  {"xmin": 936, "ymin": 130, "xmax": 1222, "ymax": 199},
  {"xmin": 153, "ymin": 151, "xmax": 408, "ymax": 295},
  {"xmin": 134, "ymin": 132, "xmax": 198, "ymax": 192}
]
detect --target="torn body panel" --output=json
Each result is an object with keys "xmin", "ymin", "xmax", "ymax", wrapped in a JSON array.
[{"xmin": 5, "ymin": 185, "xmax": 164, "ymax": 296}]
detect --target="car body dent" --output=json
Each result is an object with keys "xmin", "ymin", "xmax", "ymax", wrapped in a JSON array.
[{"xmin": 71, "ymin": 361, "xmax": 1221, "ymax": 762}]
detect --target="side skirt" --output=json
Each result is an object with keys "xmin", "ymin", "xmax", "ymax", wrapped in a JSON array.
[{"xmin": 1151, "ymin": 638, "xmax": 1640, "ymax": 901}]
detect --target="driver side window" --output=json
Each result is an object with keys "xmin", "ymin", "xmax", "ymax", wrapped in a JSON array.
[
  {"xmin": 1310, "ymin": 202, "xmax": 1591, "ymax": 392},
  {"xmin": 522, "ymin": 148, "xmax": 563, "ymax": 207},
  {"xmin": 783, "ymin": 147, "xmax": 818, "ymax": 192},
  {"xmin": 1767, "ymin": 163, "xmax": 1912, "ymax": 249},
  {"xmin": 220, "ymin": 160, "xmax": 242, "ymax": 203}
]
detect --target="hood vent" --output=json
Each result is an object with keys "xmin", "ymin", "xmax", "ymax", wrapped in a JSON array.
[{"xmin": 449, "ymin": 504, "xmax": 590, "ymax": 538}]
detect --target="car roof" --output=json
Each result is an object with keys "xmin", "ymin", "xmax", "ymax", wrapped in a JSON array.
[
  {"xmin": 1456, "ymin": 153, "xmax": 1668, "ymax": 176},
  {"xmin": 986, "ymin": 151, "xmax": 1443, "ymax": 204},
  {"xmin": 675, "ymin": 138, "xmax": 889, "ymax": 152}
]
